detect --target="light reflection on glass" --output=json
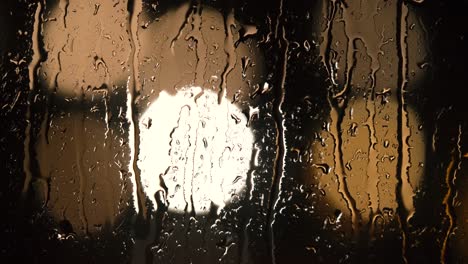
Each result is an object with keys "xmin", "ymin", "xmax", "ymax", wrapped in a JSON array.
[{"xmin": 138, "ymin": 86, "xmax": 254, "ymax": 215}]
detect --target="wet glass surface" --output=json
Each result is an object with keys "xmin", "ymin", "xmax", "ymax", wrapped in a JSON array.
[{"xmin": 1, "ymin": 0, "xmax": 468, "ymax": 263}]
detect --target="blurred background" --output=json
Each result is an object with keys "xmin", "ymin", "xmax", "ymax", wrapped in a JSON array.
[{"xmin": 1, "ymin": 0, "xmax": 468, "ymax": 263}]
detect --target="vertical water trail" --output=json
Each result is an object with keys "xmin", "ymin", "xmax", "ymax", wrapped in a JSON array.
[
  {"xmin": 328, "ymin": 102, "xmax": 359, "ymax": 236},
  {"xmin": 399, "ymin": 2, "xmax": 415, "ymax": 222},
  {"xmin": 170, "ymin": 2, "xmax": 193, "ymax": 54},
  {"xmin": 331, "ymin": 39, "xmax": 360, "ymax": 236},
  {"xmin": 332, "ymin": 35, "xmax": 354, "ymax": 99},
  {"xmin": 102, "ymin": 90, "xmax": 115, "ymax": 225},
  {"xmin": 190, "ymin": 118, "xmax": 201, "ymax": 216},
  {"xmin": 182, "ymin": 117, "xmax": 193, "ymax": 264},
  {"xmin": 127, "ymin": 0, "xmax": 147, "ymax": 217},
  {"xmin": 75, "ymin": 88, "xmax": 88, "ymax": 234},
  {"xmin": 266, "ymin": 2, "xmax": 289, "ymax": 259},
  {"xmin": 320, "ymin": 0, "xmax": 338, "ymax": 74},
  {"xmin": 366, "ymin": 92, "xmax": 380, "ymax": 218},
  {"xmin": 366, "ymin": 54, "xmax": 381, "ymax": 222},
  {"xmin": 218, "ymin": 9, "xmax": 236, "ymax": 104},
  {"xmin": 22, "ymin": 1, "xmax": 43, "ymax": 200},
  {"xmin": 93, "ymin": 3, "xmax": 115, "ymax": 226},
  {"xmin": 125, "ymin": 77, "xmax": 145, "ymax": 216},
  {"xmin": 130, "ymin": 0, "xmax": 142, "ymax": 94},
  {"xmin": 396, "ymin": 1, "xmax": 412, "ymax": 262},
  {"xmin": 187, "ymin": 1, "xmax": 207, "ymax": 88},
  {"xmin": 441, "ymin": 125, "xmax": 462, "ymax": 263},
  {"xmin": 63, "ymin": 0, "xmax": 69, "ymax": 28},
  {"xmin": 274, "ymin": 0, "xmax": 284, "ymax": 39},
  {"xmin": 320, "ymin": 2, "xmax": 359, "ymax": 235},
  {"xmin": 41, "ymin": 0, "xmax": 69, "ymax": 150}
]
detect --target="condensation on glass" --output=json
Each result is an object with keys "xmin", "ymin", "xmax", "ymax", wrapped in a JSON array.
[{"xmin": 1, "ymin": 0, "xmax": 467, "ymax": 263}]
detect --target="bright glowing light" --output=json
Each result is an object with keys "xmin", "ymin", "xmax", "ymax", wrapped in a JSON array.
[{"xmin": 138, "ymin": 86, "xmax": 254, "ymax": 215}]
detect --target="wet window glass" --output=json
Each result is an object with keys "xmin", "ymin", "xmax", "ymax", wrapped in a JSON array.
[{"xmin": 1, "ymin": 0, "xmax": 467, "ymax": 263}]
